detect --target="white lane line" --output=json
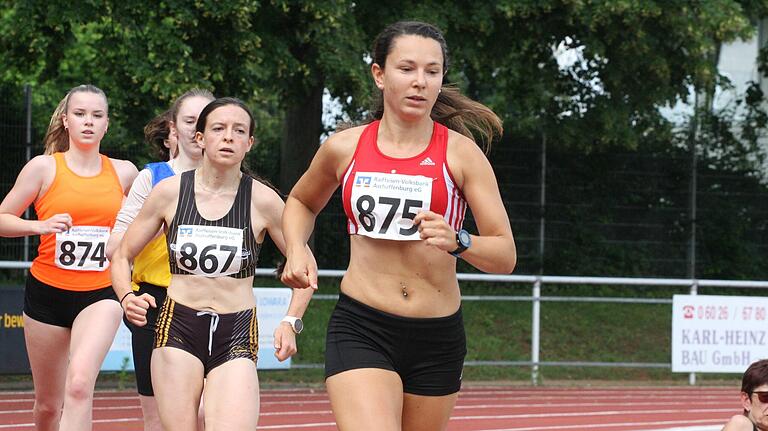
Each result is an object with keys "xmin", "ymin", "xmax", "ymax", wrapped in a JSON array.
[
  {"xmin": 0, "ymin": 401, "xmax": 738, "ymax": 418},
  {"xmin": 0, "ymin": 417, "xmax": 142, "ymax": 429},
  {"xmin": 636, "ymin": 427, "xmax": 721, "ymax": 431},
  {"xmin": 166, "ymin": 404, "xmax": 740, "ymax": 419},
  {"xmin": 258, "ymin": 396, "xmax": 737, "ymax": 405},
  {"xmin": 254, "ymin": 416, "xmax": 729, "ymax": 431},
  {"xmin": 0, "ymin": 396, "xmax": 140, "ymax": 404},
  {"xmin": 0, "ymin": 391, "xmax": 738, "ymax": 403},
  {"xmin": 454, "ymin": 401, "xmax": 736, "ymax": 409},
  {"xmin": 259, "ymin": 410, "xmax": 333, "ymax": 416},
  {"xmin": 449, "ymin": 408, "xmax": 734, "ymax": 421},
  {"xmin": 457, "ymin": 395, "xmax": 736, "ymax": 401},
  {"xmin": 261, "ymin": 400, "xmax": 330, "ymax": 406},
  {"xmin": 231, "ymin": 408, "xmax": 735, "ymax": 428},
  {"xmin": 470, "ymin": 418, "xmax": 726, "ymax": 431},
  {"xmin": 0, "ymin": 405, "xmax": 140, "ymax": 415},
  {"xmin": 257, "ymin": 423, "xmax": 336, "ymax": 430}
]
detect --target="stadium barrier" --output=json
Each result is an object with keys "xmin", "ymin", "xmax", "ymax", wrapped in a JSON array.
[{"xmin": 3, "ymin": 261, "xmax": 768, "ymax": 384}]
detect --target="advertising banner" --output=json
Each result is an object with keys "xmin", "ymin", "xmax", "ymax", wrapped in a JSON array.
[
  {"xmin": 672, "ymin": 294, "xmax": 768, "ymax": 373},
  {"xmin": 0, "ymin": 286, "xmax": 294, "ymax": 373},
  {"xmin": 0, "ymin": 287, "xmax": 29, "ymax": 374}
]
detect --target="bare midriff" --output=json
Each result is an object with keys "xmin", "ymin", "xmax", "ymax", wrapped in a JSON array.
[{"xmin": 342, "ymin": 235, "xmax": 461, "ymax": 318}]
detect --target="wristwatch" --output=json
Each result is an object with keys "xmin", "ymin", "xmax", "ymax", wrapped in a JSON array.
[
  {"xmin": 449, "ymin": 229, "xmax": 472, "ymax": 257},
  {"xmin": 281, "ymin": 316, "xmax": 304, "ymax": 334}
]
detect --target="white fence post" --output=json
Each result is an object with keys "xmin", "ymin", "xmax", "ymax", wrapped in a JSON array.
[
  {"xmin": 688, "ymin": 279, "xmax": 698, "ymax": 385},
  {"xmin": 532, "ymin": 277, "xmax": 541, "ymax": 385}
]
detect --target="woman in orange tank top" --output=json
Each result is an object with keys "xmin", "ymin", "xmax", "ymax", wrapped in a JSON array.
[{"xmin": 0, "ymin": 85, "xmax": 138, "ymax": 431}]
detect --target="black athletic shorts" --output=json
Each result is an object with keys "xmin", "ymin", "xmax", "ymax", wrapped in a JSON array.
[
  {"xmin": 123, "ymin": 283, "xmax": 168, "ymax": 396},
  {"xmin": 154, "ymin": 296, "xmax": 258, "ymax": 376},
  {"xmin": 24, "ymin": 273, "xmax": 118, "ymax": 328},
  {"xmin": 325, "ymin": 292, "xmax": 466, "ymax": 396}
]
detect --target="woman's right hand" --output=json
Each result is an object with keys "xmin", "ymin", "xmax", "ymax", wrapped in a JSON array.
[
  {"xmin": 281, "ymin": 246, "xmax": 319, "ymax": 290},
  {"xmin": 38, "ymin": 213, "xmax": 72, "ymax": 234},
  {"xmin": 122, "ymin": 293, "xmax": 157, "ymax": 327}
]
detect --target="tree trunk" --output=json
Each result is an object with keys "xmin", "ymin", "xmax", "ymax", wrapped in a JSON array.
[
  {"xmin": 280, "ymin": 81, "xmax": 324, "ymax": 250},
  {"xmin": 280, "ymin": 82, "xmax": 324, "ymax": 193}
]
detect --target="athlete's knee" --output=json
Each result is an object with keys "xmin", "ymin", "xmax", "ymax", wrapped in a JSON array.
[
  {"xmin": 33, "ymin": 398, "xmax": 62, "ymax": 421},
  {"xmin": 65, "ymin": 373, "xmax": 95, "ymax": 403}
]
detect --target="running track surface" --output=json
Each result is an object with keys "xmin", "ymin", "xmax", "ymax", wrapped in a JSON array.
[{"xmin": 0, "ymin": 386, "xmax": 740, "ymax": 430}]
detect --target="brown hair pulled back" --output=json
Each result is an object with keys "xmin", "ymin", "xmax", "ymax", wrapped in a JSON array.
[
  {"xmin": 144, "ymin": 110, "xmax": 173, "ymax": 160},
  {"xmin": 370, "ymin": 21, "xmax": 502, "ymax": 151}
]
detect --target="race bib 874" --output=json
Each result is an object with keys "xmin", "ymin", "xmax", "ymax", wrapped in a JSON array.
[
  {"xmin": 171, "ymin": 225, "xmax": 245, "ymax": 277},
  {"xmin": 55, "ymin": 226, "xmax": 110, "ymax": 271},
  {"xmin": 350, "ymin": 172, "xmax": 432, "ymax": 241}
]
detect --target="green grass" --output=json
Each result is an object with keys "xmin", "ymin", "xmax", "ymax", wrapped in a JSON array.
[
  {"xmin": 0, "ymin": 277, "xmax": 744, "ymax": 388},
  {"xmin": 80, "ymin": 298, "xmax": 739, "ymax": 390},
  {"xmin": 281, "ymin": 293, "xmax": 742, "ymax": 385}
]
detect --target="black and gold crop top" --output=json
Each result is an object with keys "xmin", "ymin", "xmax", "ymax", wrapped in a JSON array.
[{"xmin": 166, "ymin": 170, "xmax": 261, "ymax": 278}]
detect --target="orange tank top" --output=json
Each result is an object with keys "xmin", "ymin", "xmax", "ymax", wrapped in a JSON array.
[{"xmin": 30, "ymin": 152, "xmax": 124, "ymax": 291}]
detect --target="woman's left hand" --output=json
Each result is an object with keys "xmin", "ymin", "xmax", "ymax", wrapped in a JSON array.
[
  {"xmin": 414, "ymin": 210, "xmax": 456, "ymax": 252},
  {"xmin": 273, "ymin": 323, "xmax": 298, "ymax": 361}
]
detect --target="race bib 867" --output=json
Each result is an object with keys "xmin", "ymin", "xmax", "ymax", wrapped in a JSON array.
[
  {"xmin": 171, "ymin": 225, "xmax": 244, "ymax": 277},
  {"xmin": 350, "ymin": 172, "xmax": 432, "ymax": 241}
]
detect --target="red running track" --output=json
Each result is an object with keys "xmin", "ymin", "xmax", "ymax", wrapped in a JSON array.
[{"xmin": 0, "ymin": 386, "xmax": 740, "ymax": 430}]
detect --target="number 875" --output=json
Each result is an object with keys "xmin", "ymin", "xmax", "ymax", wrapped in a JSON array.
[{"xmin": 356, "ymin": 195, "xmax": 422, "ymax": 235}]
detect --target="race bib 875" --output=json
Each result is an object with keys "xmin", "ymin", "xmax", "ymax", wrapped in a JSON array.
[
  {"xmin": 350, "ymin": 172, "xmax": 432, "ymax": 241},
  {"xmin": 171, "ymin": 225, "xmax": 245, "ymax": 277},
  {"xmin": 55, "ymin": 226, "xmax": 110, "ymax": 271}
]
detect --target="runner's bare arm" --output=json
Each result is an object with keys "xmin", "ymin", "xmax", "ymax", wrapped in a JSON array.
[
  {"xmin": 281, "ymin": 130, "xmax": 358, "ymax": 289},
  {"xmin": 0, "ymin": 156, "xmax": 70, "ymax": 237},
  {"xmin": 415, "ymin": 133, "xmax": 516, "ymax": 273}
]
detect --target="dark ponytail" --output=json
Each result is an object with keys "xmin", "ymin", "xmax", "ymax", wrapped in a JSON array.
[
  {"xmin": 144, "ymin": 110, "xmax": 173, "ymax": 160},
  {"xmin": 429, "ymin": 85, "xmax": 502, "ymax": 152},
  {"xmin": 370, "ymin": 21, "xmax": 502, "ymax": 152}
]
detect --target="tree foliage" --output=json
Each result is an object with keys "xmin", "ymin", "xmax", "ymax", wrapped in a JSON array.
[
  {"xmin": 1, "ymin": 0, "xmax": 767, "ymax": 278},
  {"xmin": 1, "ymin": 1, "xmax": 763, "ymax": 151}
]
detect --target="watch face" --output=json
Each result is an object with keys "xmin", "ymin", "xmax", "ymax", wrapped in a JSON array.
[
  {"xmin": 458, "ymin": 230, "xmax": 471, "ymax": 246},
  {"xmin": 293, "ymin": 318, "xmax": 304, "ymax": 333}
]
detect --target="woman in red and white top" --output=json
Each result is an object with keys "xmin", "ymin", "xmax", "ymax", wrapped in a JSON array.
[
  {"xmin": 0, "ymin": 85, "xmax": 137, "ymax": 431},
  {"xmin": 281, "ymin": 21, "xmax": 516, "ymax": 431}
]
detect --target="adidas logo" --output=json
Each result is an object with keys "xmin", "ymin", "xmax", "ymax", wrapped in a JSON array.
[{"xmin": 419, "ymin": 157, "xmax": 435, "ymax": 166}]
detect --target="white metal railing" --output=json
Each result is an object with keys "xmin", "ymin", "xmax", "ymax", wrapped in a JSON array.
[{"xmin": 4, "ymin": 261, "xmax": 768, "ymax": 384}]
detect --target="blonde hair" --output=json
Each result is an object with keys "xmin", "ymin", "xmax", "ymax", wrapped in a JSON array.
[{"xmin": 42, "ymin": 85, "xmax": 108, "ymax": 155}]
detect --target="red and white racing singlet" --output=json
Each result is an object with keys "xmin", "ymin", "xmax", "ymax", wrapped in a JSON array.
[{"xmin": 341, "ymin": 120, "xmax": 466, "ymax": 241}]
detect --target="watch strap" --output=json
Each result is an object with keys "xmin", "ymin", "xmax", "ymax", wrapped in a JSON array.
[
  {"xmin": 449, "ymin": 230, "xmax": 469, "ymax": 257},
  {"xmin": 281, "ymin": 316, "xmax": 302, "ymax": 334}
]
